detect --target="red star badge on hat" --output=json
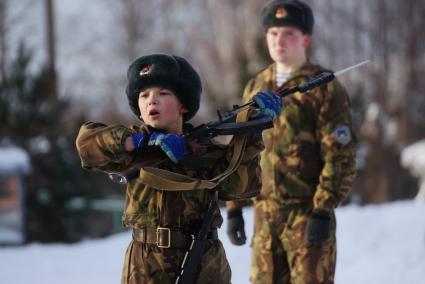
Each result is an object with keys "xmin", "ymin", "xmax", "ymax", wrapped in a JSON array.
[
  {"xmin": 139, "ymin": 65, "xmax": 151, "ymax": 76},
  {"xmin": 275, "ymin": 7, "xmax": 287, "ymax": 19}
]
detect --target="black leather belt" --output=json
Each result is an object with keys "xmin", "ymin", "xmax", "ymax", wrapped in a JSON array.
[{"xmin": 132, "ymin": 227, "xmax": 218, "ymax": 249}]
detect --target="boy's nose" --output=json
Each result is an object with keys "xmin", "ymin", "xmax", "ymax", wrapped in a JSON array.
[
  {"xmin": 148, "ymin": 98, "xmax": 156, "ymax": 105},
  {"xmin": 276, "ymin": 34, "xmax": 286, "ymax": 45},
  {"xmin": 147, "ymin": 93, "xmax": 159, "ymax": 105}
]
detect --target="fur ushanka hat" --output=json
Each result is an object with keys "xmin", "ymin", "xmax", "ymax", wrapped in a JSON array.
[
  {"xmin": 261, "ymin": 0, "xmax": 314, "ymax": 35},
  {"xmin": 126, "ymin": 54, "xmax": 202, "ymax": 121}
]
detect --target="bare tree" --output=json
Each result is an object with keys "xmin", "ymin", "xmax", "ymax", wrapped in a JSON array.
[
  {"xmin": 114, "ymin": 0, "xmax": 148, "ymax": 61},
  {"xmin": 0, "ymin": 0, "xmax": 6, "ymax": 81},
  {"xmin": 45, "ymin": 0, "xmax": 57, "ymax": 99}
]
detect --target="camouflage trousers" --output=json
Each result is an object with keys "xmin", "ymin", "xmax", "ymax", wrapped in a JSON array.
[
  {"xmin": 250, "ymin": 200, "xmax": 336, "ymax": 284},
  {"xmin": 121, "ymin": 239, "xmax": 231, "ymax": 284}
]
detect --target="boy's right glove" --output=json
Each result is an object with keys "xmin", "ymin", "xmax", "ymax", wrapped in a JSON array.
[
  {"xmin": 253, "ymin": 91, "xmax": 283, "ymax": 120},
  {"xmin": 305, "ymin": 209, "xmax": 331, "ymax": 246},
  {"xmin": 226, "ymin": 208, "xmax": 246, "ymax": 246},
  {"xmin": 148, "ymin": 132, "xmax": 186, "ymax": 163}
]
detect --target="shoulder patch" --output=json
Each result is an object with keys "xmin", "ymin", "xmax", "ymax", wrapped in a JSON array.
[{"xmin": 334, "ymin": 125, "xmax": 351, "ymax": 146}]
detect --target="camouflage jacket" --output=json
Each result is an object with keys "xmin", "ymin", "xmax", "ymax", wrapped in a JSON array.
[
  {"xmin": 234, "ymin": 61, "xmax": 356, "ymax": 210},
  {"xmin": 76, "ymin": 122, "xmax": 263, "ymax": 230}
]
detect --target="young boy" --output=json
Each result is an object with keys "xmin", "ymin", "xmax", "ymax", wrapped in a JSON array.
[{"xmin": 75, "ymin": 54, "xmax": 282, "ymax": 284}]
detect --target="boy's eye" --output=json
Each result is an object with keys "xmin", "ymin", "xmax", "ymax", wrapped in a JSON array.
[
  {"xmin": 268, "ymin": 30, "xmax": 278, "ymax": 37},
  {"xmin": 139, "ymin": 93, "xmax": 148, "ymax": 99},
  {"xmin": 160, "ymin": 90, "xmax": 172, "ymax": 96}
]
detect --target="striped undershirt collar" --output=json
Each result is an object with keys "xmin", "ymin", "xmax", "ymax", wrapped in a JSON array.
[{"xmin": 276, "ymin": 71, "xmax": 292, "ymax": 87}]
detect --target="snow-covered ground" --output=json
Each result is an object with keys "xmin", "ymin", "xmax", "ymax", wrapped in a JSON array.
[
  {"xmin": 0, "ymin": 144, "xmax": 30, "ymax": 175},
  {"xmin": 0, "ymin": 200, "xmax": 424, "ymax": 284}
]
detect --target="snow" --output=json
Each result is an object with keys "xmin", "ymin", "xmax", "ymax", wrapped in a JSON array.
[
  {"xmin": 0, "ymin": 145, "xmax": 31, "ymax": 175},
  {"xmin": 0, "ymin": 201, "xmax": 424, "ymax": 284},
  {"xmin": 401, "ymin": 140, "xmax": 425, "ymax": 177},
  {"xmin": 0, "ymin": 228, "xmax": 23, "ymax": 244},
  {"xmin": 401, "ymin": 140, "xmax": 425, "ymax": 201}
]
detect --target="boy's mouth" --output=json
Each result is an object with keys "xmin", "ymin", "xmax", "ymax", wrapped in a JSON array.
[{"xmin": 148, "ymin": 110, "xmax": 160, "ymax": 118}]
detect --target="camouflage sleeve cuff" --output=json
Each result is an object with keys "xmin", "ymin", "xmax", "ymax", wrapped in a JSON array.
[
  {"xmin": 313, "ymin": 185, "xmax": 338, "ymax": 210},
  {"xmin": 96, "ymin": 125, "xmax": 133, "ymax": 155},
  {"xmin": 76, "ymin": 122, "xmax": 135, "ymax": 170}
]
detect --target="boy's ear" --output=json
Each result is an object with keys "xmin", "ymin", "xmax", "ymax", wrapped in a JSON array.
[
  {"xmin": 180, "ymin": 107, "xmax": 189, "ymax": 114},
  {"xmin": 303, "ymin": 34, "xmax": 312, "ymax": 47}
]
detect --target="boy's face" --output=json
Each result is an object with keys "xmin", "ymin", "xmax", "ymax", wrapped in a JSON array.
[
  {"xmin": 266, "ymin": 26, "xmax": 311, "ymax": 65},
  {"xmin": 138, "ymin": 87, "xmax": 188, "ymax": 133}
]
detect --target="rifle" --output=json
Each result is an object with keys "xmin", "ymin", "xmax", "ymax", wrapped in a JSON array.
[
  {"xmin": 107, "ymin": 60, "xmax": 370, "ymax": 184},
  {"xmin": 174, "ymin": 199, "xmax": 218, "ymax": 284},
  {"xmin": 107, "ymin": 115, "xmax": 274, "ymax": 184}
]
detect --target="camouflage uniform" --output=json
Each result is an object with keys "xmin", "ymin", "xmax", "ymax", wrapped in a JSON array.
[
  {"xmin": 233, "ymin": 61, "xmax": 356, "ymax": 284},
  {"xmin": 76, "ymin": 122, "xmax": 264, "ymax": 284}
]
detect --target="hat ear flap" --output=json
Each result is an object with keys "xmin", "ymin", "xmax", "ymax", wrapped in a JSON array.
[{"xmin": 126, "ymin": 84, "xmax": 140, "ymax": 117}]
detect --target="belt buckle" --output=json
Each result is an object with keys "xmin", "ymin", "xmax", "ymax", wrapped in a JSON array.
[{"xmin": 156, "ymin": 227, "xmax": 171, "ymax": 248}]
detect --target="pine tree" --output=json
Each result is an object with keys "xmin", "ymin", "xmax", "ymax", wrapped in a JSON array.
[{"xmin": 0, "ymin": 43, "xmax": 120, "ymax": 242}]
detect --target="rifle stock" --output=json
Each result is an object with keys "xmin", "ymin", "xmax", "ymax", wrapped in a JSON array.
[{"xmin": 175, "ymin": 200, "xmax": 218, "ymax": 284}]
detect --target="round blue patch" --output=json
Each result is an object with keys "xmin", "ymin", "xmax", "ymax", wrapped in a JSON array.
[{"xmin": 334, "ymin": 125, "xmax": 351, "ymax": 146}]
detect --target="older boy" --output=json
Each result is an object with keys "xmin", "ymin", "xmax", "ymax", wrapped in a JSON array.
[
  {"xmin": 226, "ymin": 1, "xmax": 357, "ymax": 283},
  {"xmin": 76, "ymin": 54, "xmax": 282, "ymax": 284}
]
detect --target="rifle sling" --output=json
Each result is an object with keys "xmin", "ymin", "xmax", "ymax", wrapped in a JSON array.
[{"xmin": 136, "ymin": 108, "xmax": 252, "ymax": 191}]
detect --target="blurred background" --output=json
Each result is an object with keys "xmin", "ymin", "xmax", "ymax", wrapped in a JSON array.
[{"xmin": 0, "ymin": 0, "xmax": 424, "ymax": 245}]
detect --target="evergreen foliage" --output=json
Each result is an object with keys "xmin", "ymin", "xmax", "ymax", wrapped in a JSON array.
[{"xmin": 0, "ymin": 43, "xmax": 122, "ymax": 243}]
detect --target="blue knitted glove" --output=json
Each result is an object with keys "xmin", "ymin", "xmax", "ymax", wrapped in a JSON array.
[
  {"xmin": 253, "ymin": 91, "xmax": 283, "ymax": 120},
  {"xmin": 148, "ymin": 132, "xmax": 186, "ymax": 163},
  {"xmin": 131, "ymin": 133, "xmax": 147, "ymax": 149}
]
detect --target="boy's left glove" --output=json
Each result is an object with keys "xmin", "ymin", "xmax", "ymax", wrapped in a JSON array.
[
  {"xmin": 226, "ymin": 208, "xmax": 246, "ymax": 246},
  {"xmin": 253, "ymin": 91, "xmax": 283, "ymax": 119},
  {"xmin": 305, "ymin": 209, "xmax": 331, "ymax": 246},
  {"xmin": 148, "ymin": 132, "xmax": 186, "ymax": 163}
]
